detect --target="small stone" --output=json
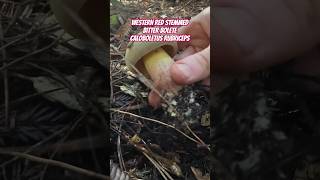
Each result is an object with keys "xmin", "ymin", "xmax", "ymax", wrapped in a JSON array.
[
  {"xmin": 171, "ymin": 100, "xmax": 177, "ymax": 106},
  {"xmin": 272, "ymin": 131, "xmax": 287, "ymax": 140},
  {"xmin": 160, "ymin": 14, "xmax": 167, "ymax": 18},
  {"xmin": 189, "ymin": 98, "xmax": 195, "ymax": 104},
  {"xmin": 140, "ymin": 92, "xmax": 148, "ymax": 97},
  {"xmin": 253, "ymin": 116, "xmax": 270, "ymax": 132},
  {"xmin": 189, "ymin": 92, "xmax": 195, "ymax": 103},
  {"xmin": 166, "ymin": 92, "xmax": 175, "ymax": 99},
  {"xmin": 184, "ymin": 108, "xmax": 192, "ymax": 117}
]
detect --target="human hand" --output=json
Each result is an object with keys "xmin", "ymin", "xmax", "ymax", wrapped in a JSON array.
[
  {"xmin": 148, "ymin": 7, "xmax": 211, "ymax": 107},
  {"xmin": 213, "ymin": 0, "xmax": 320, "ymax": 72},
  {"xmin": 149, "ymin": 0, "xmax": 320, "ymax": 107},
  {"xmin": 213, "ymin": 0, "xmax": 320, "ymax": 93}
]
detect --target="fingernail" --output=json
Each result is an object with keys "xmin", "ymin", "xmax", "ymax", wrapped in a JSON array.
[{"xmin": 175, "ymin": 64, "xmax": 191, "ymax": 82}]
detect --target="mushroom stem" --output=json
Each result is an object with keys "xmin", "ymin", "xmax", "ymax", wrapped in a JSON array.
[{"xmin": 142, "ymin": 47, "xmax": 181, "ymax": 94}]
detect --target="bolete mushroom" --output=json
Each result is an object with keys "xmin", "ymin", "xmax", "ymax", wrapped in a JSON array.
[
  {"xmin": 49, "ymin": 0, "xmax": 107, "ymax": 67},
  {"xmin": 49, "ymin": 0, "xmax": 106, "ymax": 41},
  {"xmin": 125, "ymin": 41, "xmax": 181, "ymax": 96}
]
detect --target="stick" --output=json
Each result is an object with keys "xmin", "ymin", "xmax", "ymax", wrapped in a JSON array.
[
  {"xmin": 0, "ymin": 150, "xmax": 109, "ymax": 180},
  {"xmin": 111, "ymin": 109, "xmax": 200, "ymax": 145}
]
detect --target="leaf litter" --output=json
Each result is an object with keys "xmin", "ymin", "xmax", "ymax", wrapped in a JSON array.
[
  {"xmin": 0, "ymin": 0, "xmax": 108, "ymax": 179},
  {"xmin": 110, "ymin": 0, "xmax": 211, "ymax": 179}
]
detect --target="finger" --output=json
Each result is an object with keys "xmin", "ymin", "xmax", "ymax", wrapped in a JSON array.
[
  {"xmin": 174, "ymin": 46, "xmax": 196, "ymax": 60},
  {"xmin": 177, "ymin": 25, "xmax": 209, "ymax": 50},
  {"xmin": 286, "ymin": 45, "xmax": 320, "ymax": 76},
  {"xmin": 177, "ymin": 26, "xmax": 191, "ymax": 50},
  {"xmin": 177, "ymin": 7, "xmax": 210, "ymax": 50},
  {"xmin": 181, "ymin": 7, "xmax": 210, "ymax": 36},
  {"xmin": 284, "ymin": 46, "xmax": 320, "ymax": 93},
  {"xmin": 214, "ymin": 0, "xmax": 320, "ymax": 72},
  {"xmin": 171, "ymin": 46, "xmax": 210, "ymax": 85},
  {"xmin": 201, "ymin": 77, "xmax": 210, "ymax": 86},
  {"xmin": 148, "ymin": 90, "xmax": 161, "ymax": 109},
  {"xmin": 190, "ymin": 7, "xmax": 210, "ymax": 36}
]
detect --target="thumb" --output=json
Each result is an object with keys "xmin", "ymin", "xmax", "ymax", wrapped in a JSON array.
[{"xmin": 171, "ymin": 46, "xmax": 210, "ymax": 85}]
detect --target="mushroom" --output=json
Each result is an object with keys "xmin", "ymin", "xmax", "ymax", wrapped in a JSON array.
[
  {"xmin": 49, "ymin": 0, "xmax": 106, "ymax": 41},
  {"xmin": 125, "ymin": 41, "xmax": 182, "ymax": 96},
  {"xmin": 49, "ymin": 0, "xmax": 107, "ymax": 67}
]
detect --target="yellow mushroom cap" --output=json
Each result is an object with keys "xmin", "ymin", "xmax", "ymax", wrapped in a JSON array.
[{"xmin": 124, "ymin": 41, "xmax": 178, "ymax": 78}]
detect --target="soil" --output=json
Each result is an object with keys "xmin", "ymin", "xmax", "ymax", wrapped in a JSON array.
[
  {"xmin": 1, "ymin": 0, "xmax": 318, "ymax": 180},
  {"xmin": 212, "ymin": 71, "xmax": 320, "ymax": 180},
  {"xmin": 163, "ymin": 85, "xmax": 210, "ymax": 127},
  {"xmin": 110, "ymin": 0, "xmax": 211, "ymax": 179}
]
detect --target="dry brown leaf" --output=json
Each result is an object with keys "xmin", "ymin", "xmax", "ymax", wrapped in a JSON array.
[
  {"xmin": 31, "ymin": 76, "xmax": 82, "ymax": 111},
  {"xmin": 200, "ymin": 112, "xmax": 210, "ymax": 127},
  {"xmin": 191, "ymin": 166, "xmax": 210, "ymax": 180}
]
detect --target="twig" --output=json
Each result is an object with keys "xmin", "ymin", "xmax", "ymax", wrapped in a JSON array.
[
  {"xmin": 0, "ymin": 5, "xmax": 59, "ymax": 52},
  {"xmin": 110, "ymin": 44, "xmax": 124, "ymax": 58},
  {"xmin": 3, "ymin": 0, "xmax": 23, "ymax": 34},
  {"xmin": 0, "ymin": 150, "xmax": 109, "ymax": 180},
  {"xmin": 3, "ymin": 68, "xmax": 9, "ymax": 126},
  {"xmin": 0, "ymin": 112, "xmax": 88, "ymax": 168},
  {"xmin": 1, "ymin": 134, "xmax": 106, "ymax": 154},
  {"xmin": 129, "ymin": 64, "xmax": 208, "ymax": 149},
  {"xmin": 185, "ymin": 123, "xmax": 207, "ymax": 146},
  {"xmin": 1, "ymin": 167, "xmax": 8, "ymax": 180},
  {"xmin": 0, "ymin": 16, "xmax": 9, "ymax": 126},
  {"xmin": 26, "ymin": 62, "xmax": 107, "ymax": 125},
  {"xmin": 117, "ymin": 132, "xmax": 126, "ymax": 171},
  {"xmin": 111, "ymin": 126, "xmax": 176, "ymax": 180},
  {"xmin": 175, "ymin": 0, "xmax": 192, "ymax": 13},
  {"xmin": 0, "ymin": 26, "xmax": 34, "ymax": 51},
  {"xmin": 86, "ymin": 126, "xmax": 102, "ymax": 173},
  {"xmin": 0, "ymin": 123, "xmax": 70, "ymax": 167},
  {"xmin": 0, "ymin": 87, "xmax": 64, "ymax": 110},
  {"xmin": 39, "ymin": 111, "xmax": 88, "ymax": 179},
  {"xmin": 119, "ymin": 103, "xmax": 147, "ymax": 111},
  {"xmin": 143, "ymin": 152, "xmax": 174, "ymax": 180},
  {"xmin": 0, "ymin": 33, "xmax": 63, "ymax": 72},
  {"xmin": 111, "ymin": 109, "xmax": 201, "ymax": 145},
  {"xmin": 62, "ymin": 5, "xmax": 106, "ymax": 47}
]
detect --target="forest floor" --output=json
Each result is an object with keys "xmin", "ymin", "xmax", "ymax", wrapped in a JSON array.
[
  {"xmin": 110, "ymin": 1, "xmax": 320, "ymax": 180},
  {"xmin": 0, "ymin": 0, "xmax": 318, "ymax": 180},
  {"xmin": 110, "ymin": 0, "xmax": 211, "ymax": 179},
  {"xmin": 0, "ymin": 0, "xmax": 108, "ymax": 180}
]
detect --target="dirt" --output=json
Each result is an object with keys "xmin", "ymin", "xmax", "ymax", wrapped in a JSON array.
[
  {"xmin": 110, "ymin": 0, "xmax": 211, "ymax": 179},
  {"xmin": 110, "ymin": 67, "xmax": 212, "ymax": 179},
  {"xmin": 163, "ymin": 85, "xmax": 210, "ymax": 126},
  {"xmin": 212, "ymin": 71, "xmax": 320, "ymax": 180},
  {"xmin": 111, "ymin": 0, "xmax": 320, "ymax": 180}
]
